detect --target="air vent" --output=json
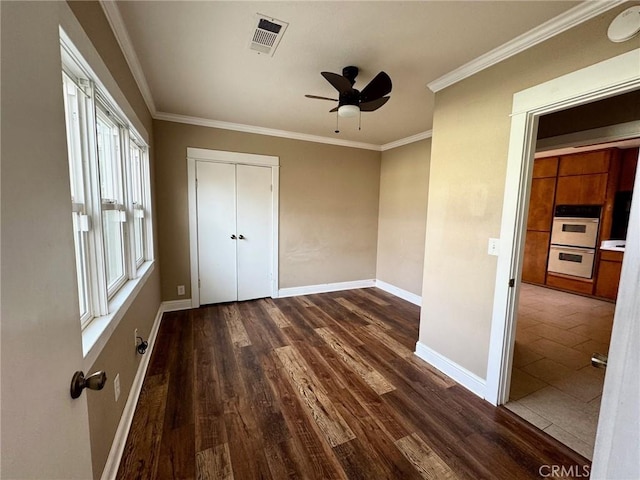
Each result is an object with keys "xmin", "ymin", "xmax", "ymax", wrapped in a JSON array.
[{"xmin": 250, "ymin": 14, "xmax": 288, "ymax": 56}]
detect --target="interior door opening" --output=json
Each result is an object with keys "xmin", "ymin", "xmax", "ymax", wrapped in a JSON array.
[{"xmin": 504, "ymin": 106, "xmax": 640, "ymax": 458}]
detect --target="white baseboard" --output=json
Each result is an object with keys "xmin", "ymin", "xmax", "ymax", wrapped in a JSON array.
[
  {"xmin": 161, "ymin": 299, "xmax": 193, "ymax": 312},
  {"xmin": 414, "ymin": 341, "xmax": 486, "ymax": 399},
  {"xmin": 278, "ymin": 279, "xmax": 376, "ymax": 298},
  {"xmin": 375, "ymin": 280, "xmax": 422, "ymax": 306},
  {"xmin": 100, "ymin": 303, "xmax": 164, "ymax": 480}
]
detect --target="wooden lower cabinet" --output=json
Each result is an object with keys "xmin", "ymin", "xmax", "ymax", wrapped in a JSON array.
[
  {"xmin": 546, "ymin": 273, "xmax": 594, "ymax": 295},
  {"xmin": 595, "ymin": 250, "xmax": 624, "ymax": 300},
  {"xmin": 522, "ymin": 231, "xmax": 550, "ymax": 284}
]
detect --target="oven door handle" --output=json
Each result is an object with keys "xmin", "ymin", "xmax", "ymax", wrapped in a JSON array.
[
  {"xmin": 554, "ymin": 217, "xmax": 599, "ymax": 223},
  {"xmin": 551, "ymin": 246, "xmax": 594, "ymax": 254}
]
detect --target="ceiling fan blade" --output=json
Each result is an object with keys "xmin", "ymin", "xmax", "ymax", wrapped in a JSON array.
[
  {"xmin": 305, "ymin": 94, "xmax": 338, "ymax": 101},
  {"xmin": 360, "ymin": 96, "xmax": 390, "ymax": 112},
  {"xmin": 360, "ymin": 71, "xmax": 392, "ymax": 103},
  {"xmin": 329, "ymin": 106, "xmax": 338, "ymax": 113},
  {"xmin": 321, "ymin": 71, "xmax": 354, "ymax": 94}
]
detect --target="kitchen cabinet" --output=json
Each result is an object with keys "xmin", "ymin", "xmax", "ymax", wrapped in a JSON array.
[
  {"xmin": 533, "ymin": 157, "xmax": 559, "ymax": 178},
  {"xmin": 555, "ymin": 173, "xmax": 608, "ymax": 205},
  {"xmin": 522, "ymin": 231, "xmax": 550, "ymax": 284},
  {"xmin": 558, "ymin": 150, "xmax": 610, "ymax": 176},
  {"xmin": 522, "ymin": 158, "xmax": 558, "ymax": 284},
  {"xmin": 595, "ymin": 250, "xmax": 624, "ymax": 300},
  {"xmin": 527, "ymin": 177, "xmax": 556, "ymax": 230},
  {"xmin": 523, "ymin": 147, "xmax": 633, "ymax": 299}
]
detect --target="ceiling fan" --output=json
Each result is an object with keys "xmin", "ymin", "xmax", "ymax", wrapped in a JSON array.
[{"xmin": 305, "ymin": 66, "xmax": 392, "ymax": 120}]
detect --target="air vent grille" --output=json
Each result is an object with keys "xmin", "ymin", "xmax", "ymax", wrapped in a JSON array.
[{"xmin": 250, "ymin": 15, "xmax": 288, "ymax": 56}]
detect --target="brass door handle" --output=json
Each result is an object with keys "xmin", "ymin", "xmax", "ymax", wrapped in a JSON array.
[{"xmin": 70, "ymin": 370, "xmax": 107, "ymax": 399}]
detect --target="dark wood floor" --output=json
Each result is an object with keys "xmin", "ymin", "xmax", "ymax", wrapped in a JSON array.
[{"xmin": 117, "ymin": 288, "xmax": 589, "ymax": 479}]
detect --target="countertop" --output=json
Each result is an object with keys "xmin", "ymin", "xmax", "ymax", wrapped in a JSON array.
[{"xmin": 601, "ymin": 240, "xmax": 625, "ymax": 252}]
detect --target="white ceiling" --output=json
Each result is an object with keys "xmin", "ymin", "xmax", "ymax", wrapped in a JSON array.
[{"xmin": 113, "ymin": 1, "xmax": 586, "ymax": 147}]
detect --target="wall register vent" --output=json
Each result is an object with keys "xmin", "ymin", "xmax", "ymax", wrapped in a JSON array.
[{"xmin": 250, "ymin": 14, "xmax": 288, "ymax": 56}]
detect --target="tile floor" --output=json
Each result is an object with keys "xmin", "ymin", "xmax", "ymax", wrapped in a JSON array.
[{"xmin": 505, "ymin": 283, "xmax": 614, "ymax": 460}]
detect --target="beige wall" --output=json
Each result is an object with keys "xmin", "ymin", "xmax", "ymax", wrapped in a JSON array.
[
  {"xmin": 154, "ymin": 120, "xmax": 381, "ymax": 301},
  {"xmin": 420, "ymin": 3, "xmax": 640, "ymax": 378},
  {"xmin": 1, "ymin": 2, "xmax": 161, "ymax": 478},
  {"xmin": 377, "ymin": 140, "xmax": 431, "ymax": 296}
]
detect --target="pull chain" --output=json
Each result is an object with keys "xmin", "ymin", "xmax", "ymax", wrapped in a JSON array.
[
  {"xmin": 335, "ymin": 110, "xmax": 340, "ymax": 134},
  {"xmin": 358, "ymin": 109, "xmax": 362, "ymax": 131}
]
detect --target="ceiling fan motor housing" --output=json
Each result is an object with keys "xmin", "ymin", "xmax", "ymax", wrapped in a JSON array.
[
  {"xmin": 342, "ymin": 66, "xmax": 359, "ymax": 85},
  {"xmin": 340, "ymin": 89, "xmax": 360, "ymax": 107}
]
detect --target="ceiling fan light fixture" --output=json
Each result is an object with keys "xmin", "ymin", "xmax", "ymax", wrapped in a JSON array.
[{"xmin": 338, "ymin": 104, "xmax": 359, "ymax": 118}]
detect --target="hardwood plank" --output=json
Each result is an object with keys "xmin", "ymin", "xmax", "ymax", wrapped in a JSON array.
[
  {"xmin": 333, "ymin": 297, "xmax": 391, "ymax": 330},
  {"xmin": 258, "ymin": 298, "xmax": 291, "ymax": 328},
  {"xmin": 194, "ymin": 308, "xmax": 227, "ymax": 451},
  {"xmin": 221, "ymin": 303, "xmax": 251, "ymax": 348},
  {"xmin": 261, "ymin": 351, "xmax": 348, "ymax": 479},
  {"xmin": 315, "ymin": 326, "xmax": 396, "ymax": 395},
  {"xmin": 361, "ymin": 323, "xmax": 413, "ymax": 359},
  {"xmin": 275, "ymin": 345, "xmax": 356, "ymax": 447},
  {"xmin": 116, "ymin": 374, "xmax": 168, "ymax": 480},
  {"xmin": 395, "ymin": 433, "xmax": 457, "ymax": 479},
  {"xmin": 157, "ymin": 423, "xmax": 196, "ymax": 480},
  {"xmin": 195, "ymin": 444, "xmax": 234, "ymax": 480},
  {"xmin": 353, "ymin": 288, "xmax": 390, "ymax": 306}
]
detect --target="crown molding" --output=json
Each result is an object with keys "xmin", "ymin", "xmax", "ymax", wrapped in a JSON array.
[
  {"xmin": 428, "ymin": 0, "xmax": 627, "ymax": 93},
  {"xmin": 381, "ymin": 130, "xmax": 433, "ymax": 151},
  {"xmin": 154, "ymin": 112, "xmax": 383, "ymax": 151},
  {"xmin": 99, "ymin": 0, "xmax": 157, "ymax": 116}
]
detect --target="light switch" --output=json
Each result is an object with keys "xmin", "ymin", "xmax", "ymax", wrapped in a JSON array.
[{"xmin": 488, "ymin": 238, "xmax": 500, "ymax": 256}]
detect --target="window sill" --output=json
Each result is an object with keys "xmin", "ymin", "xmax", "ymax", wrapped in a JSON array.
[{"xmin": 82, "ymin": 260, "xmax": 155, "ymax": 370}]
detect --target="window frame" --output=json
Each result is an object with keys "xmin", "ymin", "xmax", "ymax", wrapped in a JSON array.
[{"xmin": 61, "ymin": 34, "xmax": 154, "ymax": 337}]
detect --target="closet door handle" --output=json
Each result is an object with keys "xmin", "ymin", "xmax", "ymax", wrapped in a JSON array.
[
  {"xmin": 238, "ymin": 234, "xmax": 245, "ymax": 240},
  {"xmin": 230, "ymin": 234, "xmax": 237, "ymax": 240}
]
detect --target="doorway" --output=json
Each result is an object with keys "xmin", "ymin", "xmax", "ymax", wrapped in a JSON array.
[
  {"xmin": 505, "ymin": 136, "xmax": 639, "ymax": 458},
  {"xmin": 484, "ymin": 47, "xmax": 640, "ymax": 476},
  {"xmin": 187, "ymin": 148, "xmax": 280, "ymax": 308}
]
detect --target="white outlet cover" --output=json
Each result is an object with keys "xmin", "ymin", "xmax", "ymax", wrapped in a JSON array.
[{"xmin": 488, "ymin": 238, "xmax": 500, "ymax": 256}]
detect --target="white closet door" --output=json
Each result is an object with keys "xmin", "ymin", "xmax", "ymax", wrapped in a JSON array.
[
  {"xmin": 197, "ymin": 161, "xmax": 237, "ymax": 304},
  {"xmin": 236, "ymin": 164, "xmax": 272, "ymax": 301}
]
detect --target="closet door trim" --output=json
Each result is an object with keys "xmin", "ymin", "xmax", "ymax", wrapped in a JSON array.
[{"xmin": 187, "ymin": 148, "xmax": 279, "ymax": 308}]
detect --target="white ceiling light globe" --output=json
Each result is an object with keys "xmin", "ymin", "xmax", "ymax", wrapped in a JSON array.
[{"xmin": 338, "ymin": 104, "xmax": 359, "ymax": 118}]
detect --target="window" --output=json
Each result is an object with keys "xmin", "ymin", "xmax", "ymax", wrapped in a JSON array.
[
  {"xmin": 61, "ymin": 42, "xmax": 153, "ymax": 330},
  {"xmin": 129, "ymin": 141, "xmax": 146, "ymax": 268}
]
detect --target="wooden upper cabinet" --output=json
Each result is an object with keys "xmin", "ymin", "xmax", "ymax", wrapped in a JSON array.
[
  {"xmin": 558, "ymin": 150, "xmax": 610, "ymax": 176},
  {"xmin": 527, "ymin": 177, "xmax": 556, "ymax": 230},
  {"xmin": 533, "ymin": 157, "xmax": 558, "ymax": 178},
  {"xmin": 556, "ymin": 173, "xmax": 608, "ymax": 205}
]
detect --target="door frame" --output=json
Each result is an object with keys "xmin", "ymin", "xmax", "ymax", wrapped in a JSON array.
[
  {"xmin": 485, "ymin": 47, "xmax": 640, "ymax": 405},
  {"xmin": 187, "ymin": 147, "xmax": 280, "ymax": 308}
]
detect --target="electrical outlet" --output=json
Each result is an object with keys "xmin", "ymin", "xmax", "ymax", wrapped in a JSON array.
[
  {"xmin": 134, "ymin": 328, "xmax": 138, "ymax": 347},
  {"xmin": 114, "ymin": 374, "xmax": 120, "ymax": 402},
  {"xmin": 177, "ymin": 285, "xmax": 185, "ymax": 296}
]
